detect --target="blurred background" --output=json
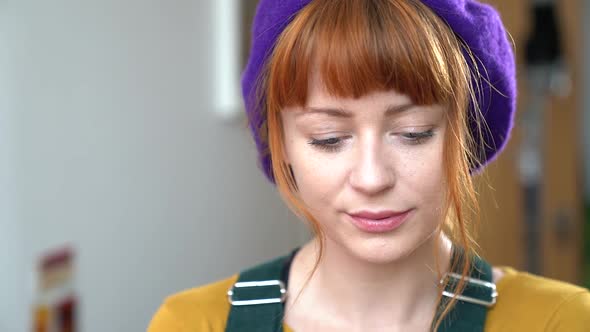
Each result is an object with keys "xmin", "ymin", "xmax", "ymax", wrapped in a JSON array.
[{"xmin": 0, "ymin": 0, "xmax": 588, "ymax": 331}]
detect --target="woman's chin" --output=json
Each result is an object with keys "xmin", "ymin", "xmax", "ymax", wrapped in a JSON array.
[
  {"xmin": 341, "ymin": 238, "xmax": 422, "ymax": 265},
  {"xmin": 330, "ymin": 229, "xmax": 439, "ymax": 266}
]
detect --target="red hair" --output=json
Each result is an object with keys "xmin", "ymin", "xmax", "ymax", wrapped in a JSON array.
[{"xmin": 249, "ymin": 0, "xmax": 487, "ymax": 328}]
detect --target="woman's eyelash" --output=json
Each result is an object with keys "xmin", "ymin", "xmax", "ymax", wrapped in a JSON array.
[
  {"xmin": 308, "ymin": 137, "xmax": 346, "ymax": 152},
  {"xmin": 401, "ymin": 129, "xmax": 434, "ymax": 144}
]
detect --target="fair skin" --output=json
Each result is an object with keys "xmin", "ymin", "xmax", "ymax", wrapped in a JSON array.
[{"xmin": 280, "ymin": 75, "xmax": 503, "ymax": 331}]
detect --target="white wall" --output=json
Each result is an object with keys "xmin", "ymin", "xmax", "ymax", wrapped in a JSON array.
[
  {"xmin": 1, "ymin": 1, "xmax": 307, "ymax": 331},
  {"xmin": 0, "ymin": 4, "xmax": 27, "ymax": 331}
]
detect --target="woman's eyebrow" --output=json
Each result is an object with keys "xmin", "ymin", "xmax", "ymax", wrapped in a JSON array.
[{"xmin": 301, "ymin": 103, "xmax": 415, "ymax": 118}]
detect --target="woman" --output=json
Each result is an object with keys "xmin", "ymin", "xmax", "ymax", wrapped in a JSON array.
[{"xmin": 149, "ymin": 0, "xmax": 590, "ymax": 331}]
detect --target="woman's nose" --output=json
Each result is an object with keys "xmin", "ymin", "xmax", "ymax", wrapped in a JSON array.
[{"xmin": 348, "ymin": 139, "xmax": 395, "ymax": 196}]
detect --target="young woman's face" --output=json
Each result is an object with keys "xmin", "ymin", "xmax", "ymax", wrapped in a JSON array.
[{"xmin": 281, "ymin": 75, "xmax": 448, "ymax": 264}]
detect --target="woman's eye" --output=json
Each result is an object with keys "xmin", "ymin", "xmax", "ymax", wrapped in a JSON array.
[
  {"xmin": 308, "ymin": 130, "xmax": 433, "ymax": 152},
  {"xmin": 308, "ymin": 137, "xmax": 346, "ymax": 152},
  {"xmin": 401, "ymin": 129, "xmax": 434, "ymax": 145}
]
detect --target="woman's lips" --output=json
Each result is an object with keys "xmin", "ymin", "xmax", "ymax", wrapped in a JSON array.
[{"xmin": 347, "ymin": 209, "xmax": 413, "ymax": 233}]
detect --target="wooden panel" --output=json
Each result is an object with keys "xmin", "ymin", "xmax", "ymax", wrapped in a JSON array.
[
  {"xmin": 541, "ymin": 0, "xmax": 583, "ymax": 283},
  {"xmin": 478, "ymin": 0, "xmax": 583, "ymax": 283}
]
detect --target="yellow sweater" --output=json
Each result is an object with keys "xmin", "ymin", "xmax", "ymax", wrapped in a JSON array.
[{"xmin": 148, "ymin": 267, "xmax": 590, "ymax": 331}]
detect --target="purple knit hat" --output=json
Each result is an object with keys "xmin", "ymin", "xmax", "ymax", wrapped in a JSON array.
[{"xmin": 242, "ymin": 0, "xmax": 516, "ymax": 182}]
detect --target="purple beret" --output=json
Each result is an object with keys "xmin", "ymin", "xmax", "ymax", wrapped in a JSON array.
[{"xmin": 242, "ymin": 0, "xmax": 517, "ymax": 182}]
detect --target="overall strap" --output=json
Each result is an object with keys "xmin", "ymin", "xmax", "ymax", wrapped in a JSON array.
[
  {"xmin": 225, "ymin": 254, "xmax": 290, "ymax": 332},
  {"xmin": 225, "ymin": 249, "xmax": 497, "ymax": 332},
  {"xmin": 437, "ymin": 249, "xmax": 497, "ymax": 332}
]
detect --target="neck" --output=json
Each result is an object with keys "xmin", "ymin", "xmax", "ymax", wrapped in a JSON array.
[{"xmin": 286, "ymin": 234, "xmax": 453, "ymax": 330}]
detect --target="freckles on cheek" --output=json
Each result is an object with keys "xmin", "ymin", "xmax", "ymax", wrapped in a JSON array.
[
  {"xmin": 402, "ymin": 148, "xmax": 445, "ymax": 194},
  {"xmin": 293, "ymin": 155, "xmax": 340, "ymax": 210}
]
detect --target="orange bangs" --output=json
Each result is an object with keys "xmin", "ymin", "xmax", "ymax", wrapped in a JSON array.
[{"xmin": 266, "ymin": 0, "xmax": 470, "ymax": 110}]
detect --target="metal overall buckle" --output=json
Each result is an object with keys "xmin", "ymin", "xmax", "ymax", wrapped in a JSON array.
[
  {"xmin": 441, "ymin": 272, "xmax": 498, "ymax": 307},
  {"xmin": 227, "ymin": 280, "xmax": 287, "ymax": 306}
]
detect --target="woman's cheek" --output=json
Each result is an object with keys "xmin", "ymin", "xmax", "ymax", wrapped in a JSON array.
[{"xmin": 295, "ymin": 157, "xmax": 340, "ymax": 208}]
